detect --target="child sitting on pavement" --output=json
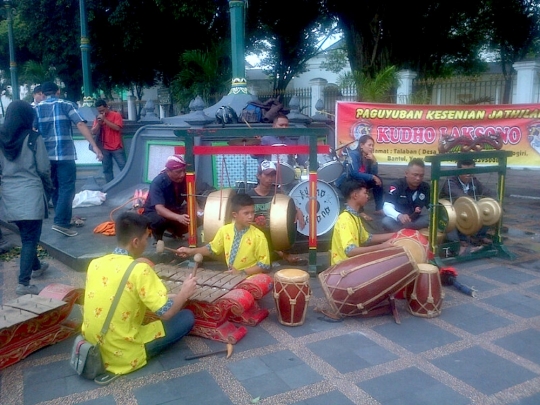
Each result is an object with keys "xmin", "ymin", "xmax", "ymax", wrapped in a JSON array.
[
  {"xmin": 330, "ymin": 179, "xmax": 395, "ymax": 266},
  {"xmin": 177, "ymin": 193, "xmax": 271, "ymax": 276}
]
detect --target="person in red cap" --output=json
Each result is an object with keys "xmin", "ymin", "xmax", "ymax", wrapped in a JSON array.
[{"xmin": 142, "ymin": 155, "xmax": 203, "ymax": 241}]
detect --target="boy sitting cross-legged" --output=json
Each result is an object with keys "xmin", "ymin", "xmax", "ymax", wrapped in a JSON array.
[{"xmin": 177, "ymin": 193, "xmax": 271, "ymax": 276}]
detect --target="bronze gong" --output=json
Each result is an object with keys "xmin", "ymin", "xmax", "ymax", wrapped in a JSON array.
[
  {"xmin": 477, "ymin": 197, "xmax": 502, "ymax": 226},
  {"xmin": 203, "ymin": 188, "xmax": 236, "ymax": 242},
  {"xmin": 454, "ymin": 196, "xmax": 482, "ymax": 236},
  {"xmin": 269, "ymin": 194, "xmax": 297, "ymax": 252},
  {"xmin": 437, "ymin": 199, "xmax": 457, "ymax": 233}
]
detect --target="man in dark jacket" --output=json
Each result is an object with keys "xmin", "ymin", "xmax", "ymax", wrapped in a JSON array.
[{"xmin": 382, "ymin": 158, "xmax": 430, "ymax": 232}]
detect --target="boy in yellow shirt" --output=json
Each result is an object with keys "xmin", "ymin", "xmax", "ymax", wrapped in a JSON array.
[
  {"xmin": 178, "ymin": 193, "xmax": 271, "ymax": 276},
  {"xmin": 331, "ymin": 179, "xmax": 394, "ymax": 265}
]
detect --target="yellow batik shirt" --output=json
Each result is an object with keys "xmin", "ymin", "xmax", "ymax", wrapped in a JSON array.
[
  {"xmin": 82, "ymin": 254, "xmax": 168, "ymax": 375},
  {"xmin": 330, "ymin": 206, "xmax": 371, "ymax": 266},
  {"xmin": 208, "ymin": 222, "xmax": 271, "ymax": 271}
]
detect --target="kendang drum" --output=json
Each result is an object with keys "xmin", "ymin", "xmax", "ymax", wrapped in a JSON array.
[
  {"xmin": 390, "ymin": 229, "xmax": 432, "ymax": 264},
  {"xmin": 271, "ymin": 144, "xmax": 296, "ymax": 185},
  {"xmin": 318, "ymin": 247, "xmax": 419, "ymax": 318},
  {"xmin": 269, "ymin": 194, "xmax": 297, "ymax": 252},
  {"xmin": 316, "ymin": 151, "xmax": 343, "ymax": 183},
  {"xmin": 405, "ymin": 263, "xmax": 444, "ymax": 318},
  {"xmin": 273, "ymin": 268, "xmax": 311, "ymax": 326},
  {"xmin": 288, "ymin": 180, "xmax": 340, "ymax": 236}
]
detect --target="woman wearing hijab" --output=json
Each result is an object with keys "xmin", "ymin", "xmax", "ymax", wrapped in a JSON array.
[{"xmin": 0, "ymin": 100, "xmax": 53, "ymax": 295}]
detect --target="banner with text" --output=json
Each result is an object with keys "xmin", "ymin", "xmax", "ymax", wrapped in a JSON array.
[{"xmin": 335, "ymin": 101, "xmax": 540, "ymax": 167}]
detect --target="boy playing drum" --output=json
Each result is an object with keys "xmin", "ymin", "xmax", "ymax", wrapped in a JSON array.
[{"xmin": 330, "ymin": 179, "xmax": 394, "ymax": 265}]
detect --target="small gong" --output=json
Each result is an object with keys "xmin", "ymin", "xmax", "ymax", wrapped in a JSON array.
[
  {"xmin": 437, "ymin": 199, "xmax": 457, "ymax": 233},
  {"xmin": 454, "ymin": 196, "xmax": 482, "ymax": 236},
  {"xmin": 477, "ymin": 197, "xmax": 502, "ymax": 226}
]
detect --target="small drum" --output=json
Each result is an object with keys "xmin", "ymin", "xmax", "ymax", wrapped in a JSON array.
[
  {"xmin": 203, "ymin": 188, "xmax": 236, "ymax": 242},
  {"xmin": 269, "ymin": 194, "xmax": 297, "ymax": 252},
  {"xmin": 288, "ymin": 180, "xmax": 340, "ymax": 236},
  {"xmin": 273, "ymin": 269, "xmax": 311, "ymax": 326},
  {"xmin": 390, "ymin": 229, "xmax": 431, "ymax": 264},
  {"xmin": 405, "ymin": 263, "xmax": 444, "ymax": 318},
  {"xmin": 316, "ymin": 153, "xmax": 343, "ymax": 183},
  {"xmin": 318, "ymin": 247, "xmax": 419, "ymax": 317},
  {"xmin": 271, "ymin": 144, "xmax": 296, "ymax": 185}
]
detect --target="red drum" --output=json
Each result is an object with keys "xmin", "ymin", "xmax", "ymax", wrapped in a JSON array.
[
  {"xmin": 390, "ymin": 229, "xmax": 432, "ymax": 264},
  {"xmin": 273, "ymin": 269, "xmax": 311, "ymax": 326},
  {"xmin": 405, "ymin": 263, "xmax": 444, "ymax": 318},
  {"xmin": 318, "ymin": 247, "xmax": 419, "ymax": 318}
]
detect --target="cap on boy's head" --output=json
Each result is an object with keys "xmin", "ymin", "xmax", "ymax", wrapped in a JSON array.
[
  {"xmin": 164, "ymin": 154, "xmax": 187, "ymax": 171},
  {"xmin": 41, "ymin": 81, "xmax": 59, "ymax": 95},
  {"xmin": 259, "ymin": 160, "xmax": 277, "ymax": 174},
  {"xmin": 32, "ymin": 85, "xmax": 42, "ymax": 94}
]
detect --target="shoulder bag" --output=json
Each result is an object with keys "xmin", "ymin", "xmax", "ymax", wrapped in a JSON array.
[{"xmin": 70, "ymin": 260, "xmax": 138, "ymax": 379}]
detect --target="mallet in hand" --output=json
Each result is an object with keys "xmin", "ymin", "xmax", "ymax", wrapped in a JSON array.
[{"xmin": 156, "ymin": 240, "xmax": 178, "ymax": 254}]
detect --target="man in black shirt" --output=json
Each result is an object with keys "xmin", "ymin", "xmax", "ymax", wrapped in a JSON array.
[
  {"xmin": 142, "ymin": 155, "xmax": 203, "ymax": 241},
  {"xmin": 382, "ymin": 158, "xmax": 430, "ymax": 232}
]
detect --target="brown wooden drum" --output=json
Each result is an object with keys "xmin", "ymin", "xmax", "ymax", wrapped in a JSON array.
[
  {"xmin": 390, "ymin": 229, "xmax": 430, "ymax": 264},
  {"xmin": 405, "ymin": 263, "xmax": 444, "ymax": 318},
  {"xmin": 203, "ymin": 188, "xmax": 236, "ymax": 242},
  {"xmin": 318, "ymin": 247, "xmax": 419, "ymax": 318},
  {"xmin": 273, "ymin": 269, "xmax": 311, "ymax": 326},
  {"xmin": 269, "ymin": 194, "xmax": 297, "ymax": 252}
]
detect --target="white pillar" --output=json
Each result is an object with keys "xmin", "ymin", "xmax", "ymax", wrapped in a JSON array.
[
  {"xmin": 127, "ymin": 95, "xmax": 136, "ymax": 121},
  {"xmin": 396, "ymin": 70, "xmax": 417, "ymax": 104},
  {"xmin": 309, "ymin": 78, "xmax": 328, "ymax": 116},
  {"xmin": 512, "ymin": 61, "xmax": 540, "ymax": 104}
]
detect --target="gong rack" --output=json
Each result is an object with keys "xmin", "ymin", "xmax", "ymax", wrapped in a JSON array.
[
  {"xmin": 425, "ymin": 150, "xmax": 516, "ymax": 265},
  {"xmin": 174, "ymin": 126, "xmax": 330, "ymax": 277}
]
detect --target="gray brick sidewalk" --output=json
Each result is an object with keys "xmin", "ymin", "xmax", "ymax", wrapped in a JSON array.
[{"xmin": 1, "ymin": 164, "xmax": 539, "ymax": 405}]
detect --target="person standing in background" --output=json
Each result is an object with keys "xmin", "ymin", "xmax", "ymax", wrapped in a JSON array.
[
  {"xmin": 0, "ymin": 100, "xmax": 53, "ymax": 295},
  {"xmin": 34, "ymin": 81, "xmax": 103, "ymax": 237},
  {"xmin": 31, "ymin": 85, "xmax": 45, "ymax": 107},
  {"xmin": 91, "ymin": 99, "xmax": 125, "ymax": 183}
]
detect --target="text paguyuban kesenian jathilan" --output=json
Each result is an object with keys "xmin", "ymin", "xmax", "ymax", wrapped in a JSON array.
[{"xmin": 336, "ymin": 101, "xmax": 540, "ymax": 167}]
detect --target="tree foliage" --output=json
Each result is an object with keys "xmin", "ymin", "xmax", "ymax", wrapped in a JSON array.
[
  {"xmin": 245, "ymin": 0, "xmax": 337, "ymax": 91},
  {"xmin": 0, "ymin": 0, "xmax": 538, "ymax": 104}
]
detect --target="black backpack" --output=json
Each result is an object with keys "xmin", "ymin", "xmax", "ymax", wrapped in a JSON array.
[{"xmin": 215, "ymin": 106, "xmax": 238, "ymax": 126}]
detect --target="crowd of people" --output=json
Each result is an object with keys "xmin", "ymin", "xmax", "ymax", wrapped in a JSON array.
[{"xmin": 0, "ymin": 97, "xmax": 497, "ymax": 385}]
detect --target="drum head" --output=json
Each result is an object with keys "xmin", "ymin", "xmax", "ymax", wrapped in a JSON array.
[
  {"xmin": 317, "ymin": 154, "xmax": 343, "ymax": 184},
  {"xmin": 275, "ymin": 162, "xmax": 296, "ymax": 185},
  {"xmin": 269, "ymin": 194, "xmax": 297, "ymax": 251},
  {"xmin": 203, "ymin": 188, "xmax": 236, "ymax": 242},
  {"xmin": 288, "ymin": 180, "xmax": 340, "ymax": 236},
  {"xmin": 275, "ymin": 268, "xmax": 310, "ymax": 282}
]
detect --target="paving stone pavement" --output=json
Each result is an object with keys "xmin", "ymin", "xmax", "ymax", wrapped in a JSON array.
[{"xmin": 0, "ymin": 165, "xmax": 539, "ymax": 405}]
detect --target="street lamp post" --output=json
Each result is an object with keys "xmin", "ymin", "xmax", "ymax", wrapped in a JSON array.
[
  {"xmin": 3, "ymin": 0, "xmax": 19, "ymax": 100},
  {"xmin": 79, "ymin": 0, "xmax": 93, "ymax": 107}
]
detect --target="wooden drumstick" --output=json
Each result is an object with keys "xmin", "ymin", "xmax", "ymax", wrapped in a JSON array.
[
  {"xmin": 193, "ymin": 253, "xmax": 203, "ymax": 276},
  {"xmin": 156, "ymin": 240, "xmax": 178, "ymax": 255}
]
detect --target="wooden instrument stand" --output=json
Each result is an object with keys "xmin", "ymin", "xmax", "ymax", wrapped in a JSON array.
[{"xmin": 0, "ymin": 284, "xmax": 83, "ymax": 369}]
